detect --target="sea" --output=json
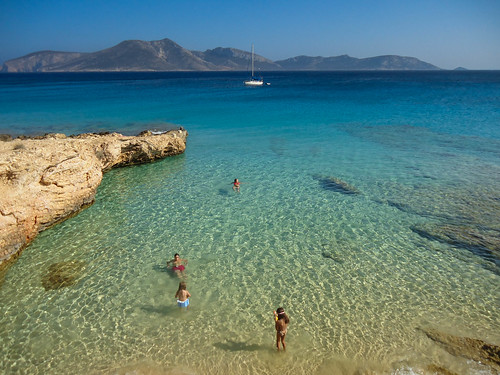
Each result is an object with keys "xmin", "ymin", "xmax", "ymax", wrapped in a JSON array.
[{"xmin": 0, "ymin": 71, "xmax": 499, "ymax": 375}]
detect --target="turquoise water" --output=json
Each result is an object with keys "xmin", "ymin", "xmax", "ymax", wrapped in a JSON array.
[{"xmin": 0, "ymin": 71, "xmax": 499, "ymax": 374}]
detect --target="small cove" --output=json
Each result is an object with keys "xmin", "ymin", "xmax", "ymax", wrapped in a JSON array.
[{"xmin": 1, "ymin": 71, "xmax": 499, "ymax": 374}]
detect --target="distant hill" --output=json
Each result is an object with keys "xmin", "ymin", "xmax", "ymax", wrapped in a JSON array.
[
  {"xmin": 1, "ymin": 38, "xmax": 441, "ymax": 72},
  {"xmin": 192, "ymin": 47, "xmax": 281, "ymax": 71},
  {"xmin": 1, "ymin": 39, "xmax": 217, "ymax": 72},
  {"xmin": 2, "ymin": 51, "xmax": 87, "ymax": 72},
  {"xmin": 275, "ymin": 54, "xmax": 440, "ymax": 70},
  {"xmin": 49, "ymin": 39, "xmax": 217, "ymax": 72}
]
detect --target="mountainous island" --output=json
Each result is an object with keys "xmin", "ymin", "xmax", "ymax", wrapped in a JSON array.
[{"xmin": 1, "ymin": 38, "xmax": 441, "ymax": 72}]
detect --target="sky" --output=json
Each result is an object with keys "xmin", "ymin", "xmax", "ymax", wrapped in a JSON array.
[{"xmin": 1, "ymin": 0, "xmax": 499, "ymax": 70}]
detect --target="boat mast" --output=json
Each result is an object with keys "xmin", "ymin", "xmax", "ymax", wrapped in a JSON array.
[{"xmin": 251, "ymin": 44, "xmax": 255, "ymax": 77}]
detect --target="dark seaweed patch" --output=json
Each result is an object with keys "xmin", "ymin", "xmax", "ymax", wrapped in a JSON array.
[
  {"xmin": 41, "ymin": 260, "xmax": 86, "ymax": 290},
  {"xmin": 411, "ymin": 224, "xmax": 500, "ymax": 268},
  {"xmin": 321, "ymin": 251, "xmax": 343, "ymax": 264},
  {"xmin": 313, "ymin": 175, "xmax": 360, "ymax": 195}
]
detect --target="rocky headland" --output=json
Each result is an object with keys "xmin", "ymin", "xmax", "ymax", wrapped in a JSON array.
[
  {"xmin": 0, "ymin": 129, "xmax": 187, "ymax": 267},
  {"xmin": 420, "ymin": 328, "xmax": 500, "ymax": 372}
]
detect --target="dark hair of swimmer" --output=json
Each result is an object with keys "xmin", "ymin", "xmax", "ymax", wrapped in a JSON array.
[{"xmin": 276, "ymin": 307, "xmax": 290, "ymax": 323}]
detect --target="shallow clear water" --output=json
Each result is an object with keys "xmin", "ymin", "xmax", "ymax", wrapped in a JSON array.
[{"xmin": 1, "ymin": 71, "xmax": 499, "ymax": 374}]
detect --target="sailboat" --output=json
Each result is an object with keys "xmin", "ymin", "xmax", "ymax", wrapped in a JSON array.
[{"xmin": 244, "ymin": 44, "xmax": 264, "ymax": 86}]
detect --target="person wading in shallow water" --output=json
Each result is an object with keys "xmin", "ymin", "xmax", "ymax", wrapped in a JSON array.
[
  {"xmin": 175, "ymin": 281, "xmax": 191, "ymax": 308},
  {"xmin": 167, "ymin": 253, "xmax": 187, "ymax": 278},
  {"xmin": 274, "ymin": 307, "xmax": 290, "ymax": 351}
]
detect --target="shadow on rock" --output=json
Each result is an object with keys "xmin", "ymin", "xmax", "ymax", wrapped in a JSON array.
[
  {"xmin": 419, "ymin": 328, "xmax": 500, "ymax": 371},
  {"xmin": 41, "ymin": 260, "xmax": 86, "ymax": 290}
]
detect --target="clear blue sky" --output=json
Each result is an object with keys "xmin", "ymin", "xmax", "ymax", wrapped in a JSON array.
[{"xmin": 1, "ymin": 0, "xmax": 499, "ymax": 69}]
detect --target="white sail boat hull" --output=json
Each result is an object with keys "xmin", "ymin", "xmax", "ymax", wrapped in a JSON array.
[
  {"xmin": 244, "ymin": 79, "xmax": 264, "ymax": 86},
  {"xmin": 244, "ymin": 44, "xmax": 265, "ymax": 86}
]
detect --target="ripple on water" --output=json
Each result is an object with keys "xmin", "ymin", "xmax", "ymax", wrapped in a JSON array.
[{"xmin": 1, "ymin": 76, "xmax": 500, "ymax": 374}]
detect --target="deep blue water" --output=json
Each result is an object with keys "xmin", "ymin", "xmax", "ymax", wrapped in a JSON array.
[
  {"xmin": 0, "ymin": 71, "xmax": 499, "ymax": 374},
  {"xmin": 1, "ymin": 71, "xmax": 499, "ymax": 138}
]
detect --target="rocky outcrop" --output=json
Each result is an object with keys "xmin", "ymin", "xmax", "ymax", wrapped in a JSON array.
[
  {"xmin": 0, "ymin": 129, "xmax": 187, "ymax": 266},
  {"xmin": 411, "ymin": 223, "xmax": 500, "ymax": 269},
  {"xmin": 420, "ymin": 328, "xmax": 500, "ymax": 371}
]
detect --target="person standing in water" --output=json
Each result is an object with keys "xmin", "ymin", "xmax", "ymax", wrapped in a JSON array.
[
  {"xmin": 175, "ymin": 281, "xmax": 191, "ymax": 308},
  {"xmin": 274, "ymin": 307, "xmax": 290, "ymax": 351}
]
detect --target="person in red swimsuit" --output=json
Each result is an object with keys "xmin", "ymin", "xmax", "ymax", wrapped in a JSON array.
[
  {"xmin": 232, "ymin": 178, "xmax": 242, "ymax": 192},
  {"xmin": 167, "ymin": 253, "xmax": 188, "ymax": 277}
]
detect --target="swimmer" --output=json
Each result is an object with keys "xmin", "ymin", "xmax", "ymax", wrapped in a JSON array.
[
  {"xmin": 231, "ymin": 178, "xmax": 243, "ymax": 192},
  {"xmin": 167, "ymin": 253, "xmax": 188, "ymax": 278}
]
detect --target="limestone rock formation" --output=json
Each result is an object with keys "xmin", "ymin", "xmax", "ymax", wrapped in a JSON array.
[
  {"xmin": 411, "ymin": 223, "xmax": 500, "ymax": 268},
  {"xmin": 0, "ymin": 129, "xmax": 187, "ymax": 265},
  {"xmin": 421, "ymin": 328, "xmax": 500, "ymax": 371}
]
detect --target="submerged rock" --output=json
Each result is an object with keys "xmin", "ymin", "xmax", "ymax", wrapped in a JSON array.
[
  {"xmin": 420, "ymin": 328, "xmax": 500, "ymax": 371},
  {"xmin": 320, "ymin": 238, "xmax": 353, "ymax": 264},
  {"xmin": 411, "ymin": 223, "xmax": 500, "ymax": 266},
  {"xmin": 0, "ymin": 134, "xmax": 12, "ymax": 142},
  {"xmin": 426, "ymin": 364, "xmax": 458, "ymax": 375},
  {"xmin": 0, "ymin": 265, "xmax": 6, "ymax": 289},
  {"xmin": 390, "ymin": 188, "xmax": 500, "ymax": 228},
  {"xmin": 313, "ymin": 175, "xmax": 361, "ymax": 195},
  {"xmin": 41, "ymin": 260, "xmax": 86, "ymax": 290},
  {"xmin": 321, "ymin": 251, "xmax": 344, "ymax": 264}
]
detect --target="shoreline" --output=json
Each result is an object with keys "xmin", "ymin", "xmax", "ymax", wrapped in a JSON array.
[{"xmin": 0, "ymin": 129, "xmax": 187, "ymax": 268}]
